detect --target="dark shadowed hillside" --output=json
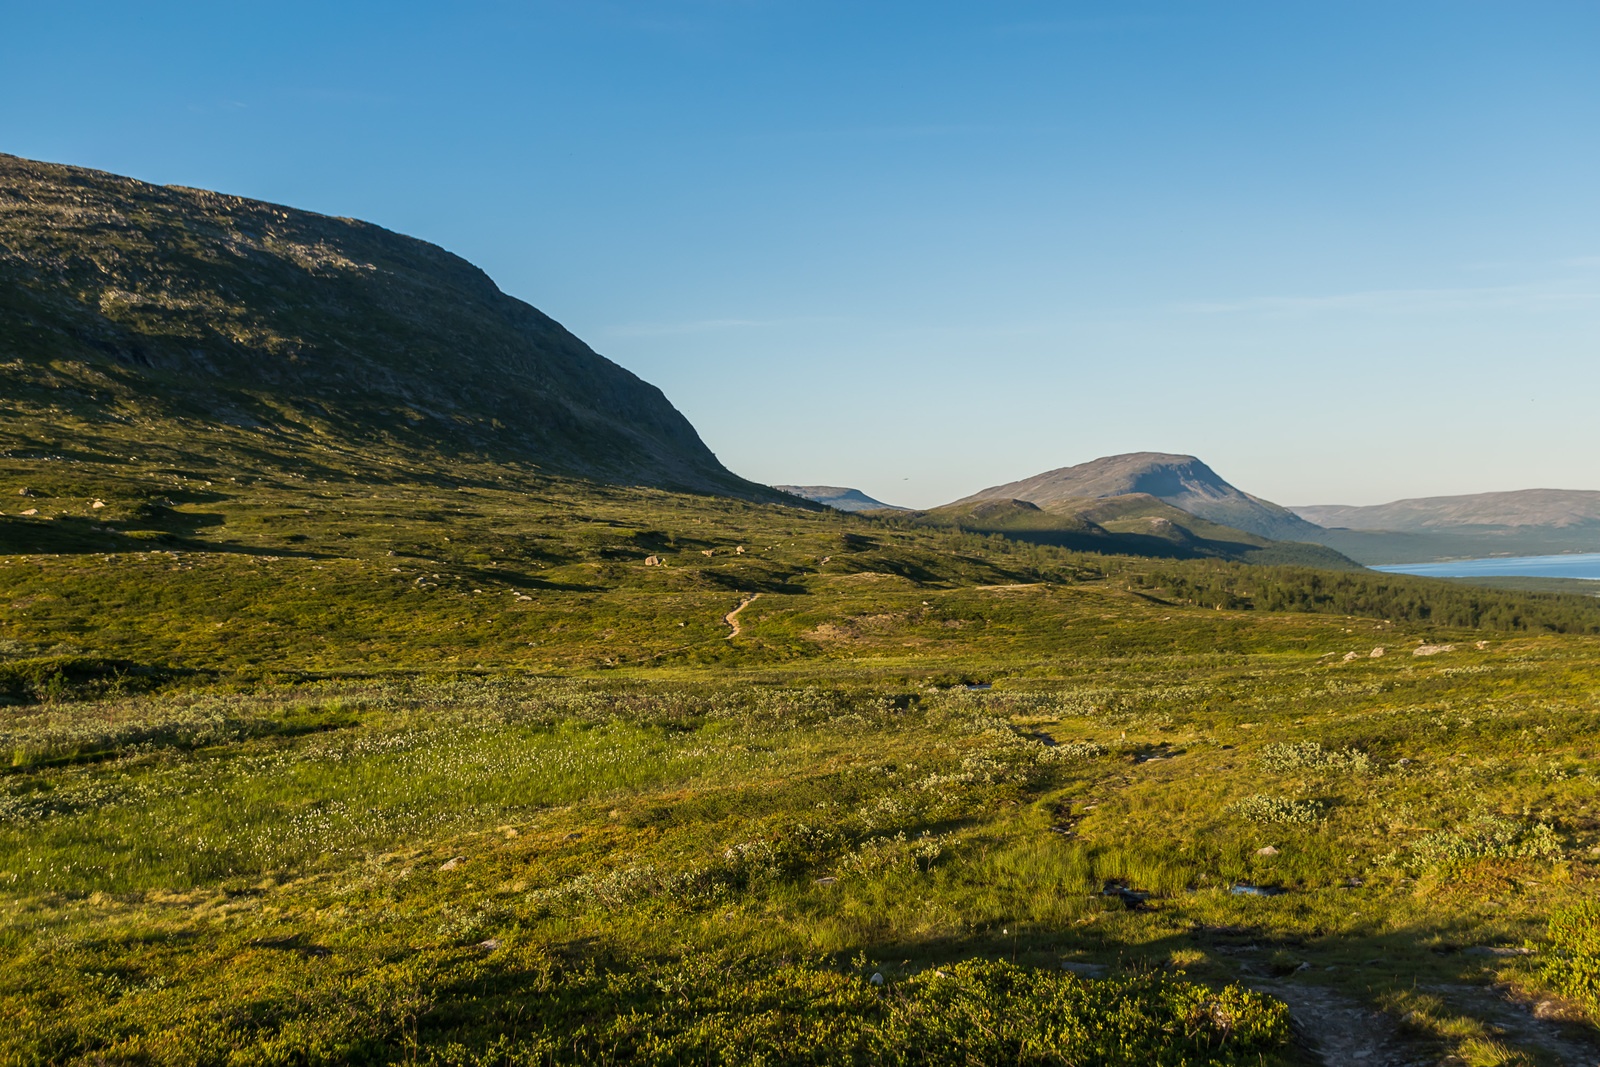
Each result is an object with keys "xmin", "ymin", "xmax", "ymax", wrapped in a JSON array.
[{"xmin": 0, "ymin": 153, "xmax": 780, "ymax": 499}]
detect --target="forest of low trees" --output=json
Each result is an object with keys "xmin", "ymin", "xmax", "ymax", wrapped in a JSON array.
[{"xmin": 1129, "ymin": 562, "xmax": 1600, "ymax": 634}]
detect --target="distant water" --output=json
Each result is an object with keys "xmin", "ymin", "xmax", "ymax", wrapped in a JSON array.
[{"xmin": 1373, "ymin": 553, "xmax": 1600, "ymax": 581}]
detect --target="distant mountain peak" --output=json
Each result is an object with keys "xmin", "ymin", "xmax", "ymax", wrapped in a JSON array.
[
  {"xmin": 774, "ymin": 485, "xmax": 907, "ymax": 512},
  {"xmin": 952, "ymin": 452, "xmax": 1324, "ymax": 541}
]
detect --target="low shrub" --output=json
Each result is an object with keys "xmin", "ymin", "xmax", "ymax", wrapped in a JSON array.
[
  {"xmin": 1542, "ymin": 901, "xmax": 1600, "ymax": 1015},
  {"xmin": 1258, "ymin": 741, "xmax": 1371, "ymax": 776},
  {"xmin": 1411, "ymin": 817, "xmax": 1562, "ymax": 870},
  {"xmin": 1230, "ymin": 794, "xmax": 1325, "ymax": 826},
  {"xmin": 423, "ymin": 956, "xmax": 1292, "ymax": 1066}
]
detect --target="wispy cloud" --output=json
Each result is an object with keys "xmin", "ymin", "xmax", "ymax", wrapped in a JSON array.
[{"xmin": 1176, "ymin": 279, "xmax": 1600, "ymax": 317}]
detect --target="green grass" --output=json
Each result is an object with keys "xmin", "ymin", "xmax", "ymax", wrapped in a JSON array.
[
  {"xmin": 10, "ymin": 149, "xmax": 1600, "ymax": 1064},
  {"xmin": 5, "ymin": 634, "xmax": 1600, "ymax": 1063},
  {"xmin": 3, "ymin": 454, "xmax": 1600, "ymax": 1062}
]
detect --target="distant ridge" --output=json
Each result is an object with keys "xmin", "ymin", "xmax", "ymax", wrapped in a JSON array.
[
  {"xmin": 952, "ymin": 452, "xmax": 1325, "ymax": 542},
  {"xmin": 775, "ymin": 485, "xmax": 907, "ymax": 512},
  {"xmin": 1293, "ymin": 490, "xmax": 1600, "ymax": 532}
]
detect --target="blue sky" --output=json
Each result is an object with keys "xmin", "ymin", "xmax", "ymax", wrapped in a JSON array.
[{"xmin": 4, "ymin": 1, "xmax": 1598, "ymax": 507}]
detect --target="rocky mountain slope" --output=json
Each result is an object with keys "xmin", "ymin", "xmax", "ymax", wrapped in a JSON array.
[
  {"xmin": 775, "ymin": 485, "xmax": 907, "ymax": 512},
  {"xmin": 951, "ymin": 453, "xmax": 1324, "ymax": 542},
  {"xmin": 0, "ymin": 153, "xmax": 778, "ymax": 499}
]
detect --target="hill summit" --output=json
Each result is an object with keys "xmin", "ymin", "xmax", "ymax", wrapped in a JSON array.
[
  {"xmin": 775, "ymin": 485, "xmax": 907, "ymax": 512},
  {"xmin": 0, "ymin": 152, "xmax": 775, "ymax": 499},
  {"xmin": 951, "ymin": 452, "xmax": 1324, "ymax": 541}
]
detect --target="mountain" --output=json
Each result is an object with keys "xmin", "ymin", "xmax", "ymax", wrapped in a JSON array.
[
  {"xmin": 0, "ymin": 152, "xmax": 781, "ymax": 500},
  {"xmin": 1292, "ymin": 490, "xmax": 1600, "ymax": 532},
  {"xmin": 901, "ymin": 495, "xmax": 1360, "ymax": 569},
  {"xmin": 775, "ymin": 485, "xmax": 907, "ymax": 512},
  {"xmin": 1288, "ymin": 491, "xmax": 1600, "ymax": 565},
  {"xmin": 952, "ymin": 452, "xmax": 1325, "ymax": 542}
]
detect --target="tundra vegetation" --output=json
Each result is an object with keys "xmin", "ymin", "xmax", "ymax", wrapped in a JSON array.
[
  {"xmin": 3, "ymin": 460, "xmax": 1600, "ymax": 1066},
  {"xmin": 5, "ymin": 152, "xmax": 1600, "ymax": 1063}
]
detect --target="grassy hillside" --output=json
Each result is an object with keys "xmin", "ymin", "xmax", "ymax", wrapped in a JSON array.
[
  {"xmin": 6, "ymin": 454, "xmax": 1600, "ymax": 1063},
  {"xmin": 0, "ymin": 152, "xmax": 775, "ymax": 499}
]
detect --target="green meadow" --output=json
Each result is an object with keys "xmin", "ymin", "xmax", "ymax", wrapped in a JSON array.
[{"xmin": 3, "ymin": 456, "xmax": 1600, "ymax": 1065}]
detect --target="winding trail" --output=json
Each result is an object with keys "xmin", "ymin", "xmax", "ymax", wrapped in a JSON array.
[
  {"xmin": 1249, "ymin": 979, "xmax": 1600, "ymax": 1065},
  {"xmin": 724, "ymin": 593, "xmax": 761, "ymax": 639}
]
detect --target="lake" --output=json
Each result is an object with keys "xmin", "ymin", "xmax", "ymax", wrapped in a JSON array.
[{"xmin": 1373, "ymin": 552, "xmax": 1600, "ymax": 581}]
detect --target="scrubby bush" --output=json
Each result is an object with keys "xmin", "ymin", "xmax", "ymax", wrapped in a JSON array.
[
  {"xmin": 423, "ymin": 956, "xmax": 1292, "ymax": 1066},
  {"xmin": 1258, "ymin": 741, "xmax": 1371, "ymax": 776},
  {"xmin": 1411, "ymin": 816, "xmax": 1562, "ymax": 870},
  {"xmin": 1542, "ymin": 901, "xmax": 1600, "ymax": 1015},
  {"xmin": 1230, "ymin": 794, "xmax": 1325, "ymax": 826}
]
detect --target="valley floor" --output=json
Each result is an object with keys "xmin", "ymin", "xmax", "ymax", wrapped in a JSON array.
[
  {"xmin": 4, "ymin": 470, "xmax": 1600, "ymax": 1065},
  {"xmin": 5, "ymin": 632, "xmax": 1600, "ymax": 1065}
]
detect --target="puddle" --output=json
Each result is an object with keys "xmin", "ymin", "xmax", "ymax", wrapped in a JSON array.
[{"xmin": 1102, "ymin": 882, "xmax": 1151, "ymax": 908}]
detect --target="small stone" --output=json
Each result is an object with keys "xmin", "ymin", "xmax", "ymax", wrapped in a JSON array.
[
  {"xmin": 1370, "ymin": 647, "xmax": 1385, "ymax": 658},
  {"xmin": 439, "ymin": 856, "xmax": 465, "ymax": 871},
  {"xmin": 1256, "ymin": 846, "xmax": 1279, "ymax": 857},
  {"xmin": 92, "ymin": 499, "xmax": 106, "ymax": 509},
  {"xmin": 644, "ymin": 555, "xmax": 662, "ymax": 566},
  {"xmin": 477, "ymin": 938, "xmax": 500, "ymax": 951},
  {"xmin": 1060, "ymin": 961, "xmax": 1106, "ymax": 976},
  {"xmin": 20, "ymin": 508, "xmax": 37, "ymax": 516}
]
